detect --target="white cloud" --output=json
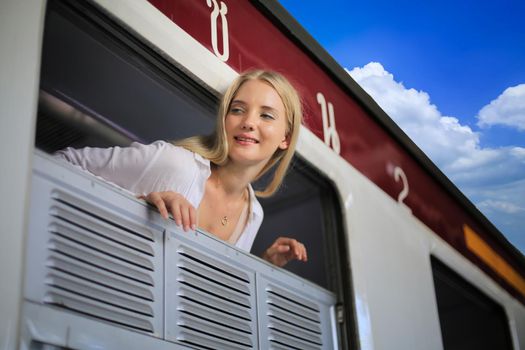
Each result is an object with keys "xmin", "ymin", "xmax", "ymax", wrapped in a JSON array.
[
  {"xmin": 477, "ymin": 84, "xmax": 525, "ymax": 131},
  {"xmin": 469, "ymin": 178, "xmax": 525, "ymax": 245},
  {"xmin": 346, "ymin": 63, "xmax": 482, "ymax": 173},
  {"xmin": 477, "ymin": 199, "xmax": 524, "ymax": 214},
  {"xmin": 347, "ymin": 62, "xmax": 525, "ymax": 251}
]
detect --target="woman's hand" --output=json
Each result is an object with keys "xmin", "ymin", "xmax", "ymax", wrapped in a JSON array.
[
  {"xmin": 141, "ymin": 191, "xmax": 197, "ymax": 232},
  {"xmin": 261, "ymin": 237, "xmax": 307, "ymax": 267}
]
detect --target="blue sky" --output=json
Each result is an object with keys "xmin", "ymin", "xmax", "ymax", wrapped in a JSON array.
[{"xmin": 279, "ymin": 0, "xmax": 525, "ymax": 253}]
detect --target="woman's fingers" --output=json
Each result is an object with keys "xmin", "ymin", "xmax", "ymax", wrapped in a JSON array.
[
  {"xmin": 276, "ymin": 244, "xmax": 291, "ymax": 253},
  {"xmin": 179, "ymin": 201, "xmax": 191, "ymax": 231},
  {"xmin": 171, "ymin": 200, "xmax": 183, "ymax": 227},
  {"xmin": 147, "ymin": 192, "xmax": 169, "ymax": 219},
  {"xmin": 189, "ymin": 205, "xmax": 197, "ymax": 231},
  {"xmin": 290, "ymin": 241, "xmax": 305, "ymax": 261},
  {"xmin": 262, "ymin": 237, "xmax": 307, "ymax": 267},
  {"xmin": 179, "ymin": 199, "xmax": 197, "ymax": 231},
  {"xmin": 145, "ymin": 191, "xmax": 196, "ymax": 231},
  {"xmin": 291, "ymin": 240, "xmax": 307, "ymax": 262},
  {"xmin": 303, "ymin": 244, "xmax": 308, "ymax": 261},
  {"xmin": 277, "ymin": 238, "xmax": 307, "ymax": 262}
]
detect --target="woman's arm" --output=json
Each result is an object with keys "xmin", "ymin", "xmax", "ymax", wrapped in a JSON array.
[
  {"xmin": 56, "ymin": 142, "xmax": 198, "ymax": 231},
  {"xmin": 55, "ymin": 141, "xmax": 163, "ymax": 191}
]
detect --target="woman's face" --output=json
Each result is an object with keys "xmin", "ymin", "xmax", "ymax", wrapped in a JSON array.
[{"xmin": 225, "ymin": 79, "xmax": 289, "ymax": 167}]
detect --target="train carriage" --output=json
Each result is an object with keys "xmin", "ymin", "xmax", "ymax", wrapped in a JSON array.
[{"xmin": 1, "ymin": 0, "xmax": 524, "ymax": 349}]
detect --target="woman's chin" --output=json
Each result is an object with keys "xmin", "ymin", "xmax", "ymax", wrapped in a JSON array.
[{"xmin": 228, "ymin": 152, "xmax": 271, "ymax": 168}]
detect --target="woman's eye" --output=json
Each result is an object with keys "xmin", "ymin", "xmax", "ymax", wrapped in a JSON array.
[
  {"xmin": 230, "ymin": 107, "xmax": 244, "ymax": 114},
  {"xmin": 261, "ymin": 113, "xmax": 275, "ymax": 120}
]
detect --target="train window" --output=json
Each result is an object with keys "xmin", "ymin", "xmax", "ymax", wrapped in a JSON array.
[
  {"xmin": 431, "ymin": 257, "xmax": 513, "ymax": 350},
  {"xmin": 37, "ymin": 0, "xmax": 217, "ymax": 153},
  {"xmin": 252, "ymin": 158, "xmax": 345, "ymax": 291}
]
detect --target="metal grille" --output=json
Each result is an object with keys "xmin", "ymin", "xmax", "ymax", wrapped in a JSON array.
[
  {"xmin": 265, "ymin": 284, "xmax": 323, "ymax": 350},
  {"xmin": 173, "ymin": 245, "xmax": 256, "ymax": 350},
  {"xmin": 43, "ymin": 190, "xmax": 157, "ymax": 333},
  {"xmin": 27, "ymin": 153, "xmax": 337, "ymax": 348}
]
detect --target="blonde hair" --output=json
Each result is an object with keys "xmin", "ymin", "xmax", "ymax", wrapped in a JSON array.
[{"xmin": 175, "ymin": 69, "xmax": 302, "ymax": 197}]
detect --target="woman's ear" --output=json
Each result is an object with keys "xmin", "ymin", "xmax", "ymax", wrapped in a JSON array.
[{"xmin": 279, "ymin": 134, "xmax": 291, "ymax": 150}]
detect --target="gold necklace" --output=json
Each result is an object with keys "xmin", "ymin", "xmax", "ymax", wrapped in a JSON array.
[{"xmin": 219, "ymin": 189, "xmax": 248, "ymax": 226}]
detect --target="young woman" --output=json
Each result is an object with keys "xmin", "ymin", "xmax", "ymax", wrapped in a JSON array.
[{"xmin": 56, "ymin": 69, "xmax": 307, "ymax": 267}]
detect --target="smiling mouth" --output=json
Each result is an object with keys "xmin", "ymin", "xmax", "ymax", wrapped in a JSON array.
[{"xmin": 234, "ymin": 136, "xmax": 259, "ymax": 144}]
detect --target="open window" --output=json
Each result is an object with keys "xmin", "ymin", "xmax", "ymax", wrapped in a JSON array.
[{"xmin": 431, "ymin": 257, "xmax": 513, "ymax": 350}]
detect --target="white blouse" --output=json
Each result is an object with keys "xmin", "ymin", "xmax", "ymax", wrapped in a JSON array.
[{"xmin": 55, "ymin": 141, "xmax": 264, "ymax": 252}]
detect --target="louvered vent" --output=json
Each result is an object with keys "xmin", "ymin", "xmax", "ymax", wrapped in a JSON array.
[
  {"xmin": 265, "ymin": 285, "xmax": 323, "ymax": 350},
  {"xmin": 173, "ymin": 245, "xmax": 256, "ymax": 350},
  {"xmin": 44, "ymin": 190, "xmax": 157, "ymax": 333}
]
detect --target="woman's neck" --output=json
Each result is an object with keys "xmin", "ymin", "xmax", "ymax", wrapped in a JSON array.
[{"xmin": 211, "ymin": 161, "xmax": 262, "ymax": 197}]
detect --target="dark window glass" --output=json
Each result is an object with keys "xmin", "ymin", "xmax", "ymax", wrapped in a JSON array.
[
  {"xmin": 431, "ymin": 257, "xmax": 513, "ymax": 350},
  {"xmin": 252, "ymin": 159, "xmax": 344, "ymax": 291},
  {"xmin": 37, "ymin": 0, "xmax": 216, "ymax": 152}
]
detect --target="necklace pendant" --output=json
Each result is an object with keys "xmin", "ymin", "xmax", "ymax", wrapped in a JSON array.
[{"xmin": 221, "ymin": 216, "xmax": 228, "ymax": 226}]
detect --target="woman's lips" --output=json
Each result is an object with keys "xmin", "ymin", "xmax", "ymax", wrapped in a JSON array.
[{"xmin": 234, "ymin": 135, "xmax": 259, "ymax": 144}]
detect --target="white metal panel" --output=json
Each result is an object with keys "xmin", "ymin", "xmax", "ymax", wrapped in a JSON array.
[
  {"xmin": 510, "ymin": 300, "xmax": 525, "ymax": 349},
  {"xmin": 257, "ymin": 277, "xmax": 334, "ymax": 350},
  {"xmin": 347, "ymin": 181, "xmax": 444, "ymax": 350},
  {"xmin": 21, "ymin": 302, "xmax": 192, "ymax": 350},
  {"xmin": 165, "ymin": 237, "xmax": 257, "ymax": 350},
  {"xmin": 0, "ymin": 1, "xmax": 46, "ymax": 348},
  {"xmin": 26, "ymin": 153, "xmax": 166, "ymax": 337}
]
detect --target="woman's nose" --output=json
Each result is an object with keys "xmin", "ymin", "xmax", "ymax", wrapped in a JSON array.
[
  {"xmin": 241, "ymin": 123, "xmax": 255, "ymax": 131},
  {"xmin": 241, "ymin": 112, "xmax": 256, "ymax": 130}
]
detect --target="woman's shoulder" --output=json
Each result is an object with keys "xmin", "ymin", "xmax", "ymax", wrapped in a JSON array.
[
  {"xmin": 138, "ymin": 140, "xmax": 191, "ymax": 158},
  {"xmin": 149, "ymin": 141, "xmax": 210, "ymax": 171},
  {"xmin": 161, "ymin": 142, "xmax": 209, "ymax": 164}
]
